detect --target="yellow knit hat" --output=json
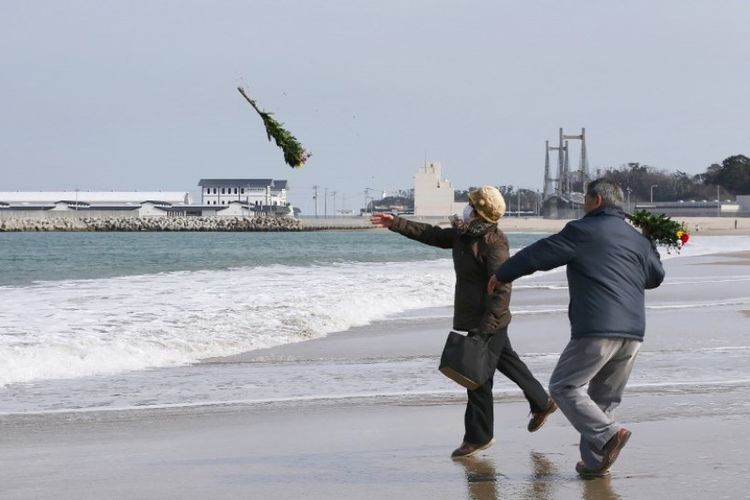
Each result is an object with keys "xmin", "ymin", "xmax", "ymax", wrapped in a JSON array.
[{"xmin": 468, "ymin": 186, "xmax": 506, "ymax": 223}]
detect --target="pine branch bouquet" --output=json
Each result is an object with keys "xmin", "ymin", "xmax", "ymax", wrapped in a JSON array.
[
  {"xmin": 237, "ymin": 87, "xmax": 311, "ymax": 168},
  {"xmin": 627, "ymin": 210, "xmax": 689, "ymax": 251}
]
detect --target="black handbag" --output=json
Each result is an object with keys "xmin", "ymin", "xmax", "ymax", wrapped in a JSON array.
[{"xmin": 439, "ymin": 331, "xmax": 499, "ymax": 390}]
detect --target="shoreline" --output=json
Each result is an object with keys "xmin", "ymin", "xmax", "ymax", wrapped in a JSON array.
[
  {"xmin": 2, "ymin": 215, "xmax": 749, "ymax": 233},
  {"xmin": 499, "ymin": 215, "xmax": 750, "ymax": 235}
]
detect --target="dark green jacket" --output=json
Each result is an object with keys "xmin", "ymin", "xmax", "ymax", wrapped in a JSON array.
[{"xmin": 390, "ymin": 216, "xmax": 511, "ymax": 334}]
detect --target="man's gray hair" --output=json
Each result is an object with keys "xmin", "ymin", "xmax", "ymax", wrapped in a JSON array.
[{"xmin": 586, "ymin": 178, "xmax": 624, "ymax": 208}]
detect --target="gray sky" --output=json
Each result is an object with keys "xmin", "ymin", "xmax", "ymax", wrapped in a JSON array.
[{"xmin": 2, "ymin": 0, "xmax": 748, "ymax": 214}]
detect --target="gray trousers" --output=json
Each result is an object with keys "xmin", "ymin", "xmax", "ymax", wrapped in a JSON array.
[{"xmin": 549, "ymin": 337, "xmax": 641, "ymax": 468}]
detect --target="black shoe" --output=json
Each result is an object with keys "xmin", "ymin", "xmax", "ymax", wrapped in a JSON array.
[
  {"xmin": 528, "ymin": 399, "xmax": 557, "ymax": 432},
  {"xmin": 451, "ymin": 438, "xmax": 496, "ymax": 459}
]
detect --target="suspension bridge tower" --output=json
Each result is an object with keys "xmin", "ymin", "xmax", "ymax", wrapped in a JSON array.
[{"xmin": 542, "ymin": 127, "xmax": 590, "ymax": 218}]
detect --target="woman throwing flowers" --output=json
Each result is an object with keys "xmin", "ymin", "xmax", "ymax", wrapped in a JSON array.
[{"xmin": 371, "ymin": 185, "xmax": 556, "ymax": 458}]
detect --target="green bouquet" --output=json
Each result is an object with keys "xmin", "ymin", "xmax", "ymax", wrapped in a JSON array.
[
  {"xmin": 627, "ymin": 210, "xmax": 690, "ymax": 251},
  {"xmin": 237, "ymin": 87, "xmax": 311, "ymax": 168}
]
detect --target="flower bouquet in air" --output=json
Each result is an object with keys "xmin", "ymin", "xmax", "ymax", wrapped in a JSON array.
[
  {"xmin": 627, "ymin": 210, "xmax": 689, "ymax": 252},
  {"xmin": 237, "ymin": 87, "xmax": 311, "ymax": 168}
]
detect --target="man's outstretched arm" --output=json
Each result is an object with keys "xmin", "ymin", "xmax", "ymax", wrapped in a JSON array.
[{"xmin": 488, "ymin": 222, "xmax": 580, "ymax": 293}]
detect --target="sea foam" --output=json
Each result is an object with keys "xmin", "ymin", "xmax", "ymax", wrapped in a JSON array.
[{"xmin": 0, "ymin": 259, "xmax": 455, "ymax": 386}]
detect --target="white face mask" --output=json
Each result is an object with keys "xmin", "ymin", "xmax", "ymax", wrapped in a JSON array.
[{"xmin": 463, "ymin": 204, "xmax": 475, "ymax": 223}]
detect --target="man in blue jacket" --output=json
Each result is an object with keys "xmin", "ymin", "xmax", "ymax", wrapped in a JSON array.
[{"xmin": 487, "ymin": 178, "xmax": 665, "ymax": 477}]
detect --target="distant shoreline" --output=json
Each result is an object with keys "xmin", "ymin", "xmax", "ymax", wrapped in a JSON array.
[
  {"xmin": 1, "ymin": 215, "xmax": 749, "ymax": 234},
  {"xmin": 499, "ymin": 215, "xmax": 750, "ymax": 236}
]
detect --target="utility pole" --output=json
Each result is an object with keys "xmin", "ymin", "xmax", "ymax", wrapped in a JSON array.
[
  {"xmin": 312, "ymin": 185, "xmax": 319, "ymax": 217},
  {"xmin": 717, "ymin": 184, "xmax": 721, "ymax": 217},
  {"xmin": 517, "ymin": 190, "xmax": 521, "ymax": 217},
  {"xmin": 324, "ymin": 187, "xmax": 328, "ymax": 218},
  {"xmin": 331, "ymin": 191, "xmax": 337, "ymax": 217}
]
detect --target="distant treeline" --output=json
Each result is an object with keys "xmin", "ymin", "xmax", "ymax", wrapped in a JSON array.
[
  {"xmin": 471, "ymin": 154, "xmax": 750, "ymax": 209},
  {"xmin": 594, "ymin": 154, "xmax": 750, "ymax": 203}
]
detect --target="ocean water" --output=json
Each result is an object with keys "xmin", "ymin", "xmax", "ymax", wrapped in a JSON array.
[
  {"xmin": 2, "ymin": 231, "xmax": 750, "ymax": 414},
  {"xmin": 0, "ymin": 231, "xmax": 547, "ymax": 387}
]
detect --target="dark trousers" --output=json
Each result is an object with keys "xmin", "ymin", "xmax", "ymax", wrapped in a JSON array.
[{"xmin": 463, "ymin": 328, "xmax": 549, "ymax": 445}]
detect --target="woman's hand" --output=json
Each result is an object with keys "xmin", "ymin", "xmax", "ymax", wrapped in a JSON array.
[
  {"xmin": 487, "ymin": 274, "xmax": 506, "ymax": 294},
  {"xmin": 370, "ymin": 213, "xmax": 394, "ymax": 228}
]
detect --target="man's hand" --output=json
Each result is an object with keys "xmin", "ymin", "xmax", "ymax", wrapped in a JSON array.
[
  {"xmin": 487, "ymin": 274, "xmax": 506, "ymax": 294},
  {"xmin": 370, "ymin": 213, "xmax": 394, "ymax": 228}
]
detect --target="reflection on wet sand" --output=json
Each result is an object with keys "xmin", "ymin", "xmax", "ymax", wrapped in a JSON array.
[
  {"xmin": 459, "ymin": 456, "xmax": 501, "ymax": 500},
  {"xmin": 522, "ymin": 452, "xmax": 557, "ymax": 500},
  {"xmin": 457, "ymin": 451, "xmax": 624, "ymax": 500},
  {"xmin": 581, "ymin": 475, "xmax": 621, "ymax": 500},
  {"xmin": 457, "ymin": 452, "xmax": 562, "ymax": 500}
]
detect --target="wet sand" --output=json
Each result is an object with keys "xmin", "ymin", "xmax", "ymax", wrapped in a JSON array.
[
  {"xmin": 2, "ymin": 253, "xmax": 750, "ymax": 499},
  {"xmin": 495, "ymin": 216, "xmax": 750, "ymax": 236},
  {"xmin": 1, "ymin": 389, "xmax": 749, "ymax": 500},
  {"xmin": 712, "ymin": 251, "xmax": 750, "ymax": 265}
]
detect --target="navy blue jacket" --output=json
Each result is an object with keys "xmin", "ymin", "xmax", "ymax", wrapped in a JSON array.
[{"xmin": 494, "ymin": 207, "xmax": 665, "ymax": 341}]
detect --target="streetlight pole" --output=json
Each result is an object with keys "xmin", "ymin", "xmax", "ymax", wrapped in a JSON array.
[
  {"xmin": 626, "ymin": 187, "xmax": 632, "ymax": 212},
  {"xmin": 313, "ymin": 185, "xmax": 319, "ymax": 217},
  {"xmin": 650, "ymin": 185, "xmax": 658, "ymax": 204}
]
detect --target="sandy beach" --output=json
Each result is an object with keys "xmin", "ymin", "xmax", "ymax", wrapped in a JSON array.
[
  {"xmin": 497, "ymin": 216, "xmax": 750, "ymax": 236},
  {"xmin": 305, "ymin": 215, "xmax": 750, "ymax": 236},
  {"xmin": 2, "ymin": 250, "xmax": 750, "ymax": 499}
]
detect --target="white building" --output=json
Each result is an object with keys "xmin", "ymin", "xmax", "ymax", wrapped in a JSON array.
[
  {"xmin": 0, "ymin": 191, "xmax": 195, "ymax": 218},
  {"xmin": 0, "ymin": 191, "xmax": 192, "ymax": 205},
  {"xmin": 413, "ymin": 161, "xmax": 466, "ymax": 217},
  {"xmin": 737, "ymin": 195, "xmax": 750, "ymax": 215},
  {"xmin": 198, "ymin": 179, "xmax": 288, "ymax": 207}
]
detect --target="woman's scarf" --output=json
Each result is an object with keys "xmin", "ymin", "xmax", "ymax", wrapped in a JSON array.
[{"xmin": 449, "ymin": 214, "xmax": 496, "ymax": 237}]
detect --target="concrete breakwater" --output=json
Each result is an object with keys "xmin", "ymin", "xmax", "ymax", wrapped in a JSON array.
[
  {"xmin": 0, "ymin": 216, "xmax": 375, "ymax": 232},
  {"xmin": 0, "ymin": 216, "xmax": 304, "ymax": 232}
]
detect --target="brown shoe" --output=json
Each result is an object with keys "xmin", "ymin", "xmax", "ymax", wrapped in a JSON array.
[
  {"xmin": 528, "ymin": 399, "xmax": 557, "ymax": 432},
  {"xmin": 576, "ymin": 461, "xmax": 610, "ymax": 479},
  {"xmin": 600, "ymin": 428, "xmax": 632, "ymax": 470},
  {"xmin": 450, "ymin": 438, "xmax": 496, "ymax": 459}
]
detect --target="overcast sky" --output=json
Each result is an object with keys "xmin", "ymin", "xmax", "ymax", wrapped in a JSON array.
[{"xmin": 2, "ymin": 1, "xmax": 748, "ymax": 213}]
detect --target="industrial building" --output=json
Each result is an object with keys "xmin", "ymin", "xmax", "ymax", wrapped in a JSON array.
[{"xmin": 0, "ymin": 179, "xmax": 294, "ymax": 219}]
